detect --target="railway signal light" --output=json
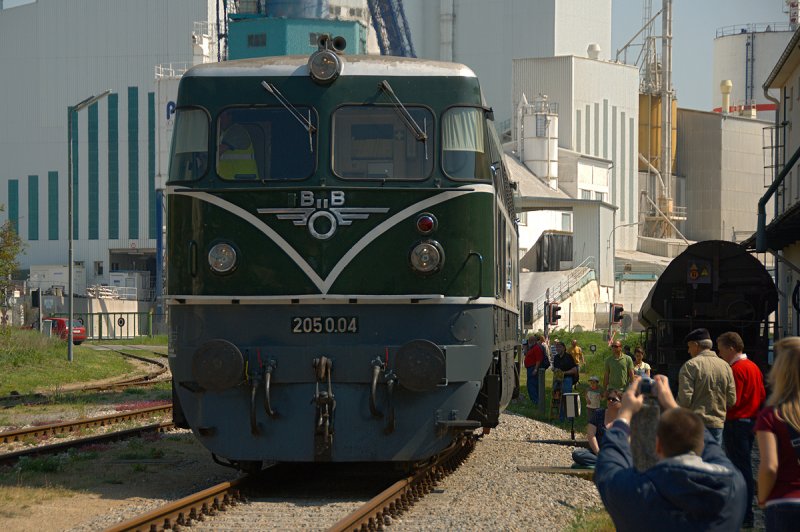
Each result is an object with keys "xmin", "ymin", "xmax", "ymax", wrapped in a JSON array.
[
  {"xmin": 549, "ymin": 302, "xmax": 562, "ymax": 326},
  {"xmin": 523, "ymin": 302, "xmax": 533, "ymax": 328},
  {"xmin": 611, "ymin": 304, "xmax": 624, "ymax": 324}
]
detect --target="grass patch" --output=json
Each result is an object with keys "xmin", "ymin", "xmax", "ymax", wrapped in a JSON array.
[
  {"xmin": 0, "ymin": 329, "xmax": 134, "ymax": 395},
  {"xmin": 566, "ymin": 507, "xmax": 615, "ymax": 532},
  {"xmin": 0, "ymin": 485, "xmax": 74, "ymax": 518},
  {"xmin": 507, "ymin": 329, "xmax": 646, "ymax": 433},
  {"xmin": 115, "ymin": 439, "xmax": 166, "ymax": 460}
]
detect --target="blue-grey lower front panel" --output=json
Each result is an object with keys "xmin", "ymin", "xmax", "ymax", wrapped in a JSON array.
[{"xmin": 169, "ymin": 303, "xmax": 496, "ymax": 462}]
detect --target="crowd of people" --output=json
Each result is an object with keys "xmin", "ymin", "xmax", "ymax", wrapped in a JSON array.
[{"xmin": 522, "ymin": 329, "xmax": 800, "ymax": 531}]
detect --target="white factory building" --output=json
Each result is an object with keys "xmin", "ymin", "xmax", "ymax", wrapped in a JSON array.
[{"xmin": 0, "ymin": 0, "xmax": 217, "ymax": 296}]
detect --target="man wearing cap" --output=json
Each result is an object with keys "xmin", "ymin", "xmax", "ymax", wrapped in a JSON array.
[{"xmin": 677, "ymin": 328, "xmax": 736, "ymax": 444}]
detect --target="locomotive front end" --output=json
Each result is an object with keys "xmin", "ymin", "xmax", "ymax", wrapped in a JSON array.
[{"xmin": 166, "ymin": 43, "xmax": 518, "ymax": 466}]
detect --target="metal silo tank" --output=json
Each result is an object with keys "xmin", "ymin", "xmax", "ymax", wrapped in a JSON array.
[{"xmin": 263, "ymin": 0, "xmax": 331, "ymax": 18}]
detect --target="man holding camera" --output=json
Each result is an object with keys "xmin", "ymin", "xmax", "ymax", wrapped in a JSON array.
[
  {"xmin": 677, "ymin": 328, "xmax": 736, "ymax": 444},
  {"xmin": 594, "ymin": 375, "xmax": 746, "ymax": 532}
]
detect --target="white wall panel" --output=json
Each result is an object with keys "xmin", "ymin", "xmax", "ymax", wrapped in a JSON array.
[{"xmin": 0, "ymin": 0, "xmax": 212, "ymax": 272}]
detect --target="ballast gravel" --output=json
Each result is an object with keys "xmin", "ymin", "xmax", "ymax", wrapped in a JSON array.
[
  {"xmin": 39, "ymin": 413, "xmax": 601, "ymax": 531},
  {"xmin": 390, "ymin": 412, "xmax": 602, "ymax": 531}
]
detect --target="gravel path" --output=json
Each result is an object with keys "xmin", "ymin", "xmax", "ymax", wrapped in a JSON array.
[{"xmin": 391, "ymin": 413, "xmax": 601, "ymax": 531}]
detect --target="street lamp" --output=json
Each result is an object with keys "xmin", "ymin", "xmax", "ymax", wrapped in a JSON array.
[{"xmin": 67, "ymin": 90, "xmax": 111, "ymax": 362}]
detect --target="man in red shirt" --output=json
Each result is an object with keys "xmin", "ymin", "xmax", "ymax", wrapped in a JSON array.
[
  {"xmin": 524, "ymin": 334, "xmax": 545, "ymax": 406},
  {"xmin": 717, "ymin": 331, "xmax": 766, "ymax": 528}
]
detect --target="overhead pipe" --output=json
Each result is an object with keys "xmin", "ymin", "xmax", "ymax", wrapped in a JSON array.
[
  {"xmin": 641, "ymin": 191, "xmax": 689, "ymax": 244},
  {"xmin": 638, "ymin": 153, "xmax": 667, "ymax": 195},
  {"xmin": 756, "ymin": 142, "xmax": 800, "ymax": 252},
  {"xmin": 756, "ymin": 84, "xmax": 796, "ymax": 253}
]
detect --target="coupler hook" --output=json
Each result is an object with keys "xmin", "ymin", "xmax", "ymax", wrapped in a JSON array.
[
  {"xmin": 263, "ymin": 360, "xmax": 278, "ymax": 418},
  {"xmin": 369, "ymin": 357, "xmax": 384, "ymax": 418},
  {"xmin": 312, "ymin": 356, "xmax": 335, "ymax": 450}
]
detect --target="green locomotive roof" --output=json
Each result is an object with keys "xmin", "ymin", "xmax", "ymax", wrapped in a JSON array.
[{"xmin": 184, "ymin": 55, "xmax": 477, "ymax": 79}]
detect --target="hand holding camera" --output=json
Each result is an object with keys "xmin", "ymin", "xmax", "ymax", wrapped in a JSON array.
[{"xmin": 620, "ymin": 375, "xmax": 678, "ymax": 423}]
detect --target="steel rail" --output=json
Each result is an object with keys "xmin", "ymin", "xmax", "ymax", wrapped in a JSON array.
[
  {"xmin": 0, "ymin": 421, "xmax": 174, "ymax": 466},
  {"xmin": 328, "ymin": 436, "xmax": 475, "ymax": 532},
  {"xmin": 0, "ymin": 404, "xmax": 173, "ymax": 444},
  {"xmin": 104, "ymin": 476, "xmax": 249, "ymax": 532}
]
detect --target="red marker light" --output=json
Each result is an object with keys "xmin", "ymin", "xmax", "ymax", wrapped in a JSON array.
[{"xmin": 416, "ymin": 214, "xmax": 436, "ymax": 234}]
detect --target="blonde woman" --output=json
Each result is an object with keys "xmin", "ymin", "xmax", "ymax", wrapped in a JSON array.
[{"xmin": 755, "ymin": 337, "xmax": 800, "ymax": 531}]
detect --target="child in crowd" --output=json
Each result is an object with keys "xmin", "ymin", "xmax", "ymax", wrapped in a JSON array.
[{"xmin": 586, "ymin": 375, "xmax": 602, "ymax": 419}]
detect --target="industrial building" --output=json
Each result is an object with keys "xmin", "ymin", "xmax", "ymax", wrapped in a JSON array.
[
  {"xmin": 746, "ymin": 23, "xmax": 800, "ymax": 338},
  {"xmin": 403, "ymin": 0, "xmax": 612, "ymax": 127},
  {"xmin": 711, "ymin": 22, "xmax": 794, "ymax": 120},
  {"xmin": 0, "ymin": 0, "xmax": 794, "ymax": 334}
]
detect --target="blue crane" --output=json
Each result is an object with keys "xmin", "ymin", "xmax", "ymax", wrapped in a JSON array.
[{"xmin": 367, "ymin": 0, "xmax": 416, "ymax": 57}]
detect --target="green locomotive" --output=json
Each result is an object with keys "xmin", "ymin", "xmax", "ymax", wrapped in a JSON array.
[{"xmin": 167, "ymin": 38, "xmax": 519, "ymax": 467}]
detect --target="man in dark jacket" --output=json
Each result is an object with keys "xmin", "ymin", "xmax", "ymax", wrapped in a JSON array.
[{"xmin": 594, "ymin": 375, "xmax": 746, "ymax": 532}]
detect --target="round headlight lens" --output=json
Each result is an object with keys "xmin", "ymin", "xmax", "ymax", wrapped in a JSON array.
[
  {"xmin": 308, "ymin": 49, "xmax": 342, "ymax": 84},
  {"xmin": 409, "ymin": 241, "xmax": 444, "ymax": 274},
  {"xmin": 208, "ymin": 243, "xmax": 237, "ymax": 274}
]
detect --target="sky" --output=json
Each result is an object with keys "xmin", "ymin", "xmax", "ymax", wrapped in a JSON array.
[{"xmin": 612, "ymin": 0, "xmax": 790, "ymax": 111}]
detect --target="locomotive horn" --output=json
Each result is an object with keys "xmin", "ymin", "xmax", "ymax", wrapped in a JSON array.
[{"xmin": 332, "ymin": 36, "xmax": 347, "ymax": 53}]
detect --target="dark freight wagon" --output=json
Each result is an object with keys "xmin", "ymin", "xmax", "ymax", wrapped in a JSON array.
[{"xmin": 638, "ymin": 240, "xmax": 777, "ymax": 383}]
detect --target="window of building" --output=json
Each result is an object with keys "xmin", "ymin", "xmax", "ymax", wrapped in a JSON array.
[
  {"xmin": 518, "ymin": 211, "xmax": 527, "ymax": 225},
  {"xmin": 247, "ymin": 33, "xmax": 267, "ymax": 48},
  {"xmin": 595, "ymin": 191, "xmax": 606, "ymax": 202},
  {"xmin": 111, "ymin": 262, "xmax": 120, "ymax": 272},
  {"xmin": 562, "ymin": 212, "xmax": 571, "ymax": 231},
  {"xmin": 580, "ymin": 189, "xmax": 592, "ymax": 200},
  {"xmin": 94, "ymin": 261, "xmax": 104, "ymax": 276}
]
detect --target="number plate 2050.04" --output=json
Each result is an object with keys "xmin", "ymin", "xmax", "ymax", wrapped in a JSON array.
[{"xmin": 291, "ymin": 316, "xmax": 358, "ymax": 334}]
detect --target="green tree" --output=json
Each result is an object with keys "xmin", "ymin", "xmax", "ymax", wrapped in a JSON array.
[{"xmin": 0, "ymin": 204, "xmax": 24, "ymax": 330}]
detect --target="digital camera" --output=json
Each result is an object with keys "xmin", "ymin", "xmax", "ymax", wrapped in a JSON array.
[{"xmin": 637, "ymin": 376, "xmax": 656, "ymax": 396}]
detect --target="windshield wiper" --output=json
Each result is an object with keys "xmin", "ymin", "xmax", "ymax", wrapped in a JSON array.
[
  {"xmin": 261, "ymin": 81, "xmax": 316, "ymax": 151},
  {"xmin": 378, "ymin": 80, "xmax": 428, "ymax": 142}
]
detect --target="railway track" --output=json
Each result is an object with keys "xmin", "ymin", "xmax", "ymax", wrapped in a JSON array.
[
  {"xmin": 78, "ymin": 347, "xmax": 170, "ymax": 391},
  {"xmin": 0, "ymin": 404, "xmax": 174, "ymax": 466},
  {"xmin": 104, "ymin": 435, "xmax": 476, "ymax": 532}
]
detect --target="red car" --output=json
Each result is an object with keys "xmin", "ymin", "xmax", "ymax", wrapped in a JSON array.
[{"xmin": 42, "ymin": 317, "xmax": 87, "ymax": 345}]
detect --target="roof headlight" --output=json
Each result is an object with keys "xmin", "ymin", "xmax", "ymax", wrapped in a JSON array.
[
  {"xmin": 308, "ymin": 49, "xmax": 342, "ymax": 84},
  {"xmin": 208, "ymin": 243, "xmax": 237, "ymax": 274},
  {"xmin": 409, "ymin": 240, "xmax": 444, "ymax": 275}
]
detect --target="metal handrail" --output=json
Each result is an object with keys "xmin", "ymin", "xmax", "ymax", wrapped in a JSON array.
[
  {"xmin": 715, "ymin": 22, "xmax": 792, "ymax": 38},
  {"xmin": 526, "ymin": 257, "xmax": 597, "ymax": 323}
]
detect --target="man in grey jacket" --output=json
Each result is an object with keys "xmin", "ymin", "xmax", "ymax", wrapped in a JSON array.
[{"xmin": 677, "ymin": 328, "xmax": 736, "ymax": 444}]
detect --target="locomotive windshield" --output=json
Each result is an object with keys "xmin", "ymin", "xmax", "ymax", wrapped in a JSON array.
[
  {"xmin": 441, "ymin": 107, "xmax": 493, "ymax": 180},
  {"xmin": 216, "ymin": 107, "xmax": 318, "ymax": 181},
  {"xmin": 169, "ymin": 108, "xmax": 209, "ymax": 182},
  {"xmin": 332, "ymin": 105, "xmax": 433, "ymax": 180}
]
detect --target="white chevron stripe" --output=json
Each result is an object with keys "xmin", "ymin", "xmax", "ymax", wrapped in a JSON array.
[{"xmin": 168, "ymin": 184, "xmax": 493, "ymax": 294}]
